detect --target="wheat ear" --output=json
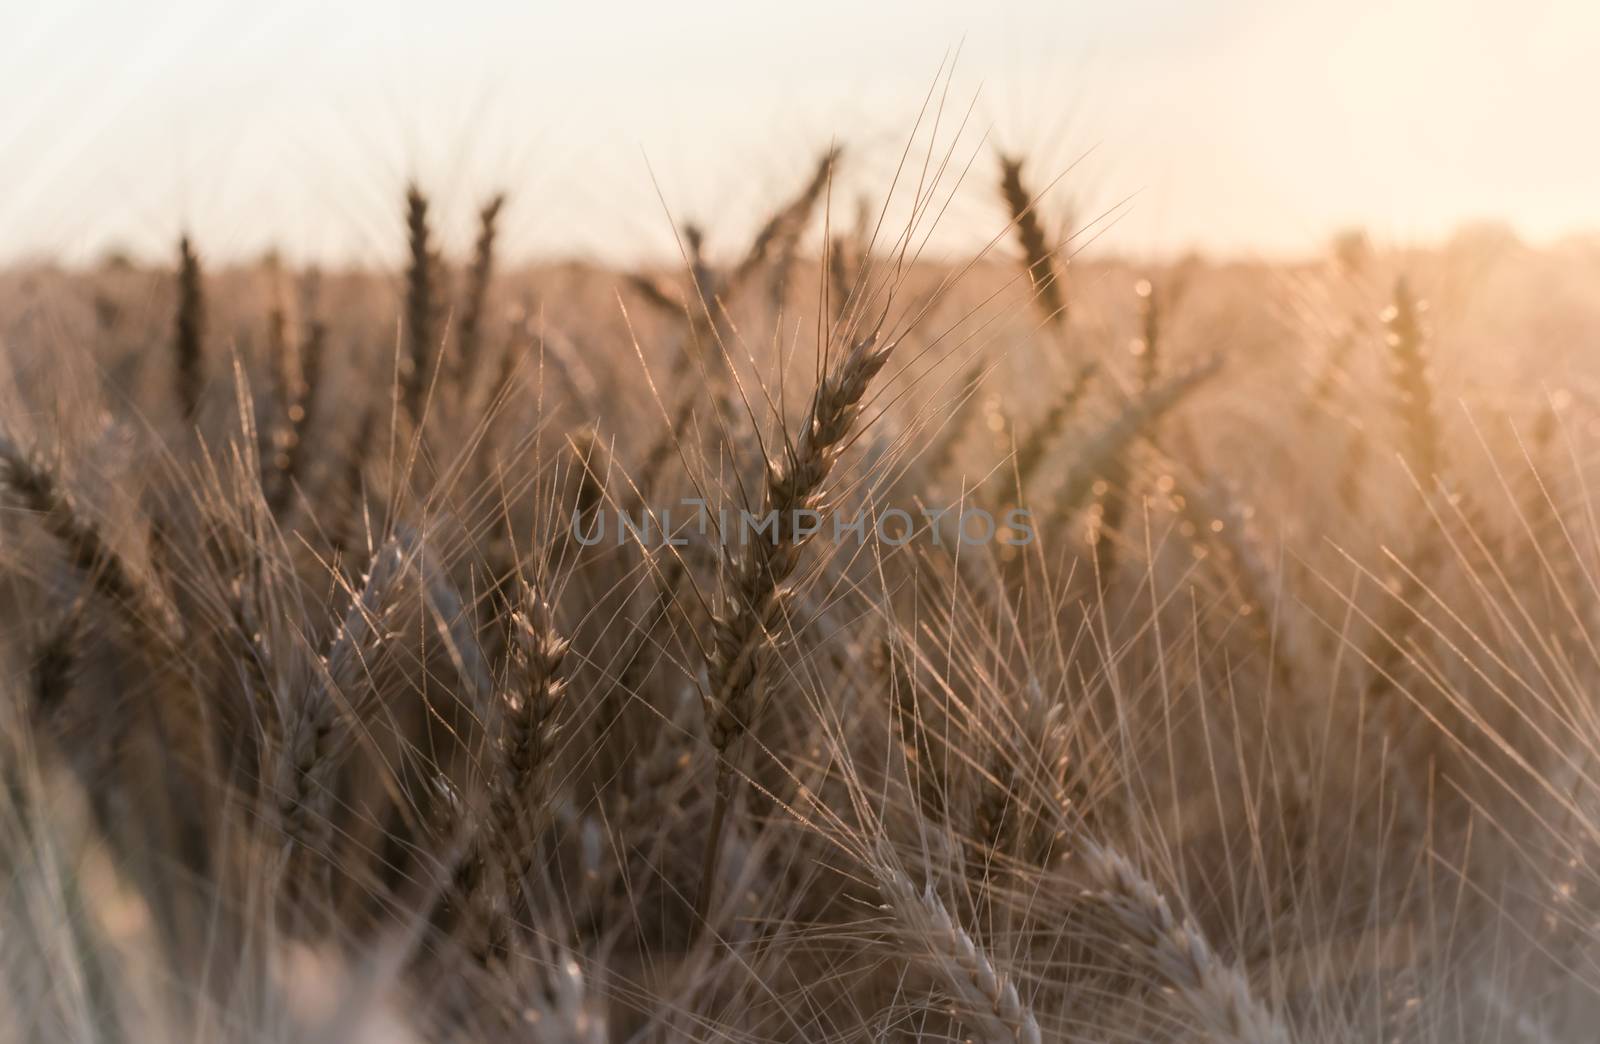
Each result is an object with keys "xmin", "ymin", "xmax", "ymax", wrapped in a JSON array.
[
  {"xmin": 457, "ymin": 193, "xmax": 505, "ymax": 389},
  {"xmin": 269, "ymin": 315, "xmax": 324, "ymax": 516},
  {"xmin": 1079, "ymin": 840, "xmax": 1291, "ymax": 1044},
  {"xmin": 273, "ymin": 538, "xmax": 405, "ymax": 885},
  {"xmin": 264, "ymin": 277, "xmax": 301, "ymax": 509},
  {"xmin": 732, "ymin": 144, "xmax": 843, "ymax": 307},
  {"xmin": 1012, "ymin": 361, "xmax": 1098, "ymax": 493},
  {"xmin": 1094, "ymin": 278, "xmax": 1164, "ymax": 587},
  {"xmin": 1383, "ymin": 276, "xmax": 1441, "ymax": 483},
  {"xmin": 921, "ymin": 357, "xmax": 987, "ymax": 483},
  {"xmin": 626, "ymin": 272, "xmax": 686, "ymax": 317},
  {"xmin": 877, "ymin": 860, "xmax": 1043, "ymax": 1044},
  {"xmin": 401, "ymin": 183, "xmax": 437, "ymax": 425},
  {"xmin": 972, "ymin": 677, "xmax": 1075, "ymax": 868},
  {"xmin": 1361, "ymin": 278, "xmax": 1472, "ymax": 709},
  {"xmin": 1300, "ymin": 327, "xmax": 1356, "ymax": 423},
  {"xmin": 997, "ymin": 153, "xmax": 1066, "ymax": 331},
  {"xmin": 736, "ymin": 145, "xmax": 843, "ymax": 279},
  {"xmin": 174, "ymin": 234, "xmax": 205, "ymax": 422},
  {"xmin": 488, "ymin": 578, "xmax": 570, "ymax": 894},
  {"xmin": 698, "ymin": 321, "xmax": 896, "ymax": 921},
  {"xmin": 828, "ymin": 233, "xmax": 853, "ymax": 323},
  {"xmin": 451, "ymin": 577, "xmax": 569, "ymax": 966},
  {"xmin": 0, "ymin": 435, "xmax": 181, "ymax": 645},
  {"xmin": 1055, "ymin": 353, "xmax": 1224, "ymax": 518}
]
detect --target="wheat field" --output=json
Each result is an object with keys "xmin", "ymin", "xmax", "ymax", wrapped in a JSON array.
[{"xmin": 4, "ymin": 80, "xmax": 1600, "ymax": 1044}]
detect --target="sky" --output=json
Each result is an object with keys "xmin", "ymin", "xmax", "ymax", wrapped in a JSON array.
[{"xmin": 2, "ymin": 0, "xmax": 1596, "ymax": 266}]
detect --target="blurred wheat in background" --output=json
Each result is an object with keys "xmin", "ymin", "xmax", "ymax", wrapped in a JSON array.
[{"xmin": 5, "ymin": 7, "xmax": 1600, "ymax": 1043}]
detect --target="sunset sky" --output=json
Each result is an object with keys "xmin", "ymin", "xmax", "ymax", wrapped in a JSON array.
[{"xmin": 3, "ymin": 0, "xmax": 1595, "ymax": 265}]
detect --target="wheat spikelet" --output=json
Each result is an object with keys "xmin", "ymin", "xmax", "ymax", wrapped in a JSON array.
[
  {"xmin": 266, "ymin": 271, "xmax": 295, "ymax": 434},
  {"xmin": 703, "ymin": 325, "xmax": 896, "ymax": 753},
  {"xmin": 1133, "ymin": 277, "xmax": 1162, "ymax": 390},
  {"xmin": 413, "ymin": 538, "xmax": 493, "ymax": 707},
  {"xmin": 613, "ymin": 685, "xmax": 697, "ymax": 831},
  {"xmin": 1179, "ymin": 476, "xmax": 1278, "ymax": 625},
  {"xmin": 328, "ymin": 402, "xmax": 380, "ymax": 557},
  {"xmin": 704, "ymin": 335, "xmax": 894, "ymax": 725},
  {"xmin": 263, "ymin": 274, "xmax": 304, "ymax": 512},
  {"xmin": 633, "ymin": 394, "xmax": 695, "ymax": 503},
  {"xmin": 1360, "ymin": 278, "xmax": 1491, "ymax": 724},
  {"xmin": 174, "ymin": 234, "xmax": 205, "ymax": 423},
  {"xmin": 1168, "ymin": 470, "xmax": 1301, "ymax": 701},
  {"xmin": 1335, "ymin": 419, "xmax": 1369, "ymax": 513},
  {"xmin": 567, "ymin": 426, "xmax": 608, "ymax": 522},
  {"xmin": 1079, "ymin": 839, "xmax": 1291, "ymax": 1044}
]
